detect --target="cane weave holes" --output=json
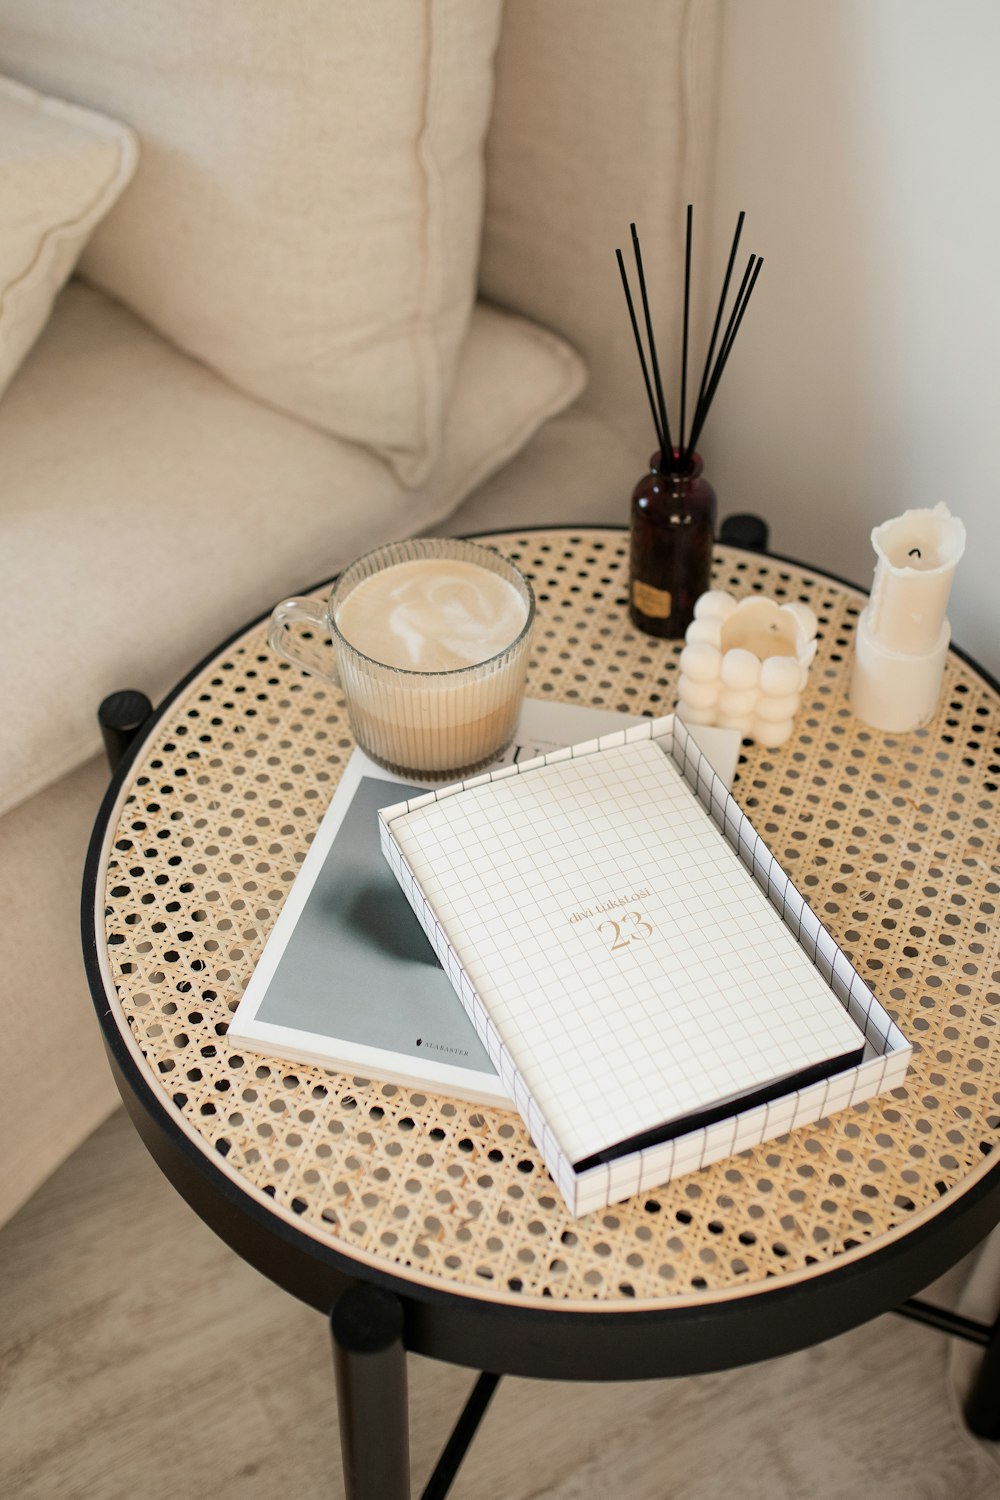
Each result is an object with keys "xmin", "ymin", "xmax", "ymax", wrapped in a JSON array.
[{"xmin": 99, "ymin": 531, "xmax": 1000, "ymax": 1308}]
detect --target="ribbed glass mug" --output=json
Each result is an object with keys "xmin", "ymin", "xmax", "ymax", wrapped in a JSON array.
[{"xmin": 268, "ymin": 538, "xmax": 535, "ymax": 778}]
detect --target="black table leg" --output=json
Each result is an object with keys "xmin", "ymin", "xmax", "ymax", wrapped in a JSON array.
[
  {"xmin": 965, "ymin": 1317, "xmax": 1000, "ymax": 1439},
  {"xmin": 97, "ymin": 689, "xmax": 153, "ymax": 773},
  {"xmin": 331, "ymin": 1284, "xmax": 411, "ymax": 1500},
  {"xmin": 421, "ymin": 1372, "xmax": 500, "ymax": 1500}
]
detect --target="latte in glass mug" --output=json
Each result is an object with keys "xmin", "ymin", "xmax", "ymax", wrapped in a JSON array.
[{"xmin": 268, "ymin": 539, "xmax": 535, "ymax": 777}]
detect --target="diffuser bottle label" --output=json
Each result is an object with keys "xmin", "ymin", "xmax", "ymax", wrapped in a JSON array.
[{"xmin": 632, "ymin": 579, "xmax": 673, "ymax": 618}]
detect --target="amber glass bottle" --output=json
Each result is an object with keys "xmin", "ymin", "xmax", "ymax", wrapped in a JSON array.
[{"xmin": 628, "ymin": 450, "xmax": 716, "ymax": 638}]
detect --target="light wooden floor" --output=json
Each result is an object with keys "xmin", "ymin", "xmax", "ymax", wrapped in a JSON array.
[{"xmin": 2, "ymin": 1109, "xmax": 999, "ymax": 1500}]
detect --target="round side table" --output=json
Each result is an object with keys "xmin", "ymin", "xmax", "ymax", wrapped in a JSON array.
[{"xmin": 83, "ymin": 529, "xmax": 1000, "ymax": 1500}]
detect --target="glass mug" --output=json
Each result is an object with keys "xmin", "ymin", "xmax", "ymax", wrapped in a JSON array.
[{"xmin": 268, "ymin": 537, "xmax": 536, "ymax": 778}]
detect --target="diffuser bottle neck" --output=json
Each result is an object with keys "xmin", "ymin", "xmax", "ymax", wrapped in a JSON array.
[{"xmin": 651, "ymin": 449, "xmax": 703, "ymax": 482}]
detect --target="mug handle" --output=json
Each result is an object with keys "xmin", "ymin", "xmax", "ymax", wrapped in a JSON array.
[{"xmin": 267, "ymin": 596, "xmax": 341, "ymax": 686}]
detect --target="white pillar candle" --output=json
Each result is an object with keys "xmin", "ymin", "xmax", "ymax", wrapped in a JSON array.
[
  {"xmin": 865, "ymin": 503, "xmax": 966, "ymax": 653},
  {"xmin": 849, "ymin": 503, "xmax": 966, "ymax": 733}
]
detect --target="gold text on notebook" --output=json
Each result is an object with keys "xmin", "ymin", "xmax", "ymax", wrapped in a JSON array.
[
  {"xmin": 597, "ymin": 912, "xmax": 655, "ymax": 952},
  {"xmin": 567, "ymin": 888, "xmax": 651, "ymax": 925}
]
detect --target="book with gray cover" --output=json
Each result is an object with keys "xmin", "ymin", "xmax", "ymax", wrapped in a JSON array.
[{"xmin": 229, "ymin": 700, "xmax": 742, "ymax": 1104}]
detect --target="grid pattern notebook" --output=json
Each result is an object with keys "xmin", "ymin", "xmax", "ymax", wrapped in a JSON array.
[{"xmin": 380, "ymin": 718, "xmax": 911, "ymax": 1216}]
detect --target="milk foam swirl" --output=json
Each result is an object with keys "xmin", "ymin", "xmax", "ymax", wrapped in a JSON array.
[{"xmin": 336, "ymin": 558, "xmax": 528, "ymax": 672}]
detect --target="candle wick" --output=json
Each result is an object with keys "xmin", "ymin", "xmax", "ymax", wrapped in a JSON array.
[{"xmin": 908, "ymin": 547, "xmax": 922, "ymax": 559}]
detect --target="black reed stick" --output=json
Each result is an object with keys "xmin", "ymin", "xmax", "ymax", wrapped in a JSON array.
[
  {"xmin": 679, "ymin": 202, "xmax": 693, "ymax": 455},
  {"xmin": 689, "ymin": 251, "xmax": 756, "ymax": 439},
  {"xmin": 615, "ymin": 248, "xmax": 664, "ymax": 453},
  {"xmin": 631, "ymin": 223, "xmax": 674, "ymax": 466},
  {"xmin": 687, "ymin": 254, "xmax": 763, "ymax": 457},
  {"xmin": 714, "ymin": 254, "xmax": 763, "ymax": 374},
  {"xmin": 686, "ymin": 256, "xmax": 756, "ymax": 456},
  {"xmin": 701, "ymin": 252, "xmax": 755, "ymax": 393},
  {"xmin": 688, "ymin": 210, "xmax": 745, "ymax": 462}
]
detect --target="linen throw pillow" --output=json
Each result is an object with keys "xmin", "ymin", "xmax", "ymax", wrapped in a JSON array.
[
  {"xmin": 0, "ymin": 1, "xmax": 502, "ymax": 486},
  {"xmin": 0, "ymin": 75, "xmax": 137, "ymax": 400}
]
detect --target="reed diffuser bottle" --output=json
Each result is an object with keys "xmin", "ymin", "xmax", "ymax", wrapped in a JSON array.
[
  {"xmin": 629, "ymin": 449, "xmax": 716, "ymax": 637},
  {"xmin": 617, "ymin": 208, "xmax": 762, "ymax": 638}
]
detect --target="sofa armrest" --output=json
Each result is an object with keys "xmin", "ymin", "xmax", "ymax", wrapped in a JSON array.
[{"xmin": 481, "ymin": 0, "xmax": 721, "ymax": 460}]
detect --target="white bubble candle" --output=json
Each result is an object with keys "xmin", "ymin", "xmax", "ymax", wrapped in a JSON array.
[
  {"xmin": 849, "ymin": 503, "xmax": 966, "ymax": 733},
  {"xmin": 676, "ymin": 591, "xmax": 818, "ymax": 748}
]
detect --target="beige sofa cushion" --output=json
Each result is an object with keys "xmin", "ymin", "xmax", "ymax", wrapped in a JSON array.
[
  {"xmin": 0, "ymin": 1, "xmax": 502, "ymax": 485},
  {"xmin": 0, "ymin": 74, "xmax": 136, "ymax": 398},
  {"xmin": 0, "ymin": 281, "xmax": 585, "ymax": 819}
]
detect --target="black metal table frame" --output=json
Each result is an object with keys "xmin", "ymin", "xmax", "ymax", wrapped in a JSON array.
[{"xmin": 82, "ymin": 530, "xmax": 1000, "ymax": 1499}]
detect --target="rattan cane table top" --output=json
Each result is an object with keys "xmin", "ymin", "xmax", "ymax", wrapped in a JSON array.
[{"xmin": 92, "ymin": 530, "xmax": 1000, "ymax": 1310}]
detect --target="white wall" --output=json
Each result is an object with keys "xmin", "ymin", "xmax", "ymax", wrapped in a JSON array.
[{"xmin": 701, "ymin": 0, "xmax": 1000, "ymax": 677}]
